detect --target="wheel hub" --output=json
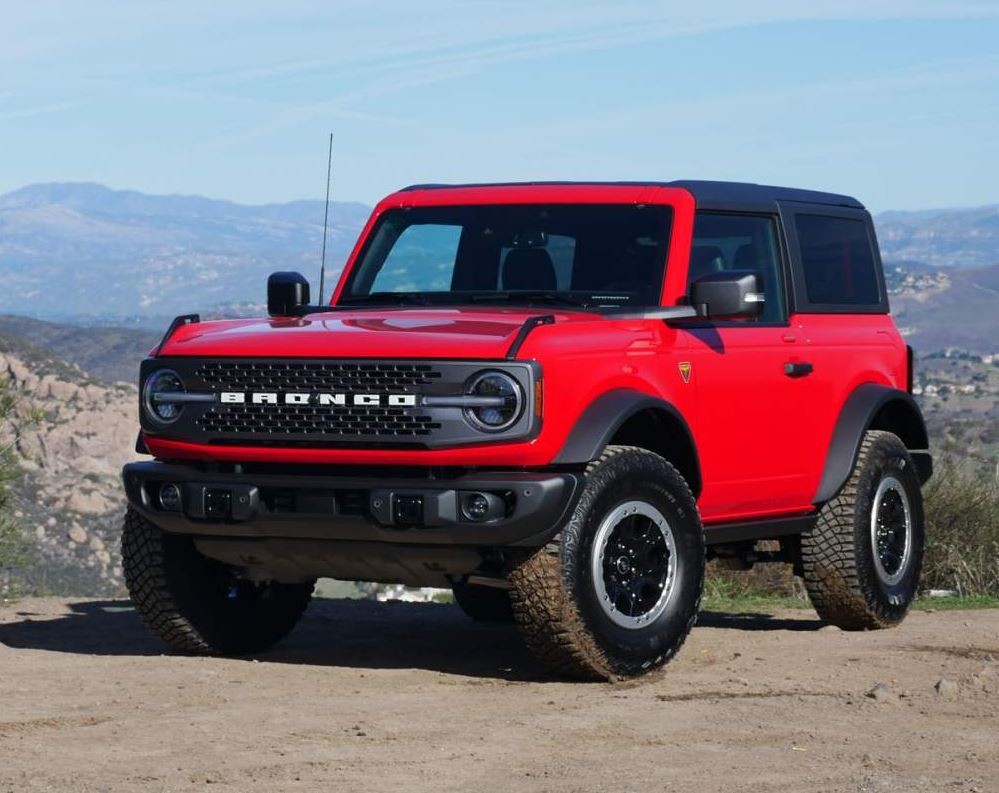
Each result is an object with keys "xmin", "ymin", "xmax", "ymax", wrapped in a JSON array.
[
  {"xmin": 591, "ymin": 500, "xmax": 677, "ymax": 630},
  {"xmin": 870, "ymin": 475, "xmax": 912, "ymax": 587}
]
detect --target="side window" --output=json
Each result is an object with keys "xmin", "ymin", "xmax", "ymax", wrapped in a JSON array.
[
  {"xmin": 370, "ymin": 223, "xmax": 461, "ymax": 292},
  {"xmin": 688, "ymin": 212, "xmax": 785, "ymax": 322},
  {"xmin": 794, "ymin": 214, "xmax": 880, "ymax": 307}
]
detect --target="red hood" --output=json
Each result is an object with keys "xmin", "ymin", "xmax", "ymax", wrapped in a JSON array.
[{"xmin": 156, "ymin": 307, "xmax": 598, "ymax": 359}]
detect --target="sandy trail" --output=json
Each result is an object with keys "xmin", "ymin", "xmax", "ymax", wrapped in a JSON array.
[{"xmin": 1, "ymin": 597, "xmax": 997, "ymax": 792}]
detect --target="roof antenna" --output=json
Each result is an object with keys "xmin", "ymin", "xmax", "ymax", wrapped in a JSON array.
[{"xmin": 317, "ymin": 132, "xmax": 333, "ymax": 306}]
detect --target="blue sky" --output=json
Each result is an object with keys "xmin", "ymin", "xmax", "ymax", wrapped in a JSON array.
[{"xmin": 3, "ymin": 1, "xmax": 999, "ymax": 211}]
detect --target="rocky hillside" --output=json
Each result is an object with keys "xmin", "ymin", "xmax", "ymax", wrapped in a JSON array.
[{"xmin": 0, "ymin": 330, "xmax": 139, "ymax": 595}]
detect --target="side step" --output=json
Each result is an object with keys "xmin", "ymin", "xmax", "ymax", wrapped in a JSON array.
[{"xmin": 703, "ymin": 514, "xmax": 816, "ymax": 546}]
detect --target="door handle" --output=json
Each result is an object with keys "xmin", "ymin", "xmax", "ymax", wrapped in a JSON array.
[{"xmin": 784, "ymin": 361, "xmax": 814, "ymax": 378}]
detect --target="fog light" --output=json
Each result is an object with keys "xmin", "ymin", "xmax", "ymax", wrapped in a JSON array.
[
  {"xmin": 461, "ymin": 493, "xmax": 491, "ymax": 522},
  {"xmin": 159, "ymin": 483, "xmax": 182, "ymax": 511}
]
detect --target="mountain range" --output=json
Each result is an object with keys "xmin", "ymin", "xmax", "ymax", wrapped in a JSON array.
[
  {"xmin": 877, "ymin": 204, "xmax": 999, "ymax": 268},
  {"xmin": 0, "ymin": 182, "xmax": 997, "ymax": 348},
  {"xmin": 0, "ymin": 182, "xmax": 370, "ymax": 321}
]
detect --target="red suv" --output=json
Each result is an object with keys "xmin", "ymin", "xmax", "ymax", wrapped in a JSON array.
[{"xmin": 122, "ymin": 181, "xmax": 932, "ymax": 680}]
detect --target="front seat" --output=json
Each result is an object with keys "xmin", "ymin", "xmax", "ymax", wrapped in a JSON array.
[
  {"xmin": 733, "ymin": 243, "xmax": 758, "ymax": 270},
  {"xmin": 502, "ymin": 248, "xmax": 557, "ymax": 290}
]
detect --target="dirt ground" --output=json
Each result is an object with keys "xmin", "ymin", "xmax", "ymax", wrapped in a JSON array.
[{"xmin": 0, "ymin": 598, "xmax": 997, "ymax": 793}]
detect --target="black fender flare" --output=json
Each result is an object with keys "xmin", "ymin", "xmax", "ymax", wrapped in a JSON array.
[
  {"xmin": 553, "ymin": 389, "xmax": 701, "ymax": 492},
  {"xmin": 814, "ymin": 383, "xmax": 931, "ymax": 504}
]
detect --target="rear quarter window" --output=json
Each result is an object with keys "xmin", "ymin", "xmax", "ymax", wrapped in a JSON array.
[{"xmin": 790, "ymin": 212, "xmax": 886, "ymax": 313}]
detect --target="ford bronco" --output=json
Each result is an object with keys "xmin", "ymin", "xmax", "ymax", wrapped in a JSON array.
[{"xmin": 121, "ymin": 181, "xmax": 932, "ymax": 680}]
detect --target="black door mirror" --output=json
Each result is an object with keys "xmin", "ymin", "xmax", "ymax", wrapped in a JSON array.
[
  {"xmin": 690, "ymin": 270, "xmax": 764, "ymax": 319},
  {"xmin": 267, "ymin": 272, "xmax": 311, "ymax": 317}
]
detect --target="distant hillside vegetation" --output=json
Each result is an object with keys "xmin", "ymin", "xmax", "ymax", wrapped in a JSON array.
[
  {"xmin": 0, "ymin": 182, "xmax": 370, "ymax": 320},
  {"xmin": 876, "ymin": 205, "xmax": 999, "ymax": 269},
  {"xmin": 888, "ymin": 264, "xmax": 999, "ymax": 354},
  {"xmin": 2, "ymin": 182, "xmax": 998, "ymax": 321},
  {"xmin": 0, "ymin": 315, "xmax": 159, "ymax": 384}
]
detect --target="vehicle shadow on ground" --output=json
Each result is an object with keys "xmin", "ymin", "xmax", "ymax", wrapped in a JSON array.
[
  {"xmin": 0, "ymin": 598, "xmax": 544, "ymax": 680},
  {"xmin": 0, "ymin": 598, "xmax": 823, "ymax": 680},
  {"xmin": 696, "ymin": 610, "xmax": 824, "ymax": 632}
]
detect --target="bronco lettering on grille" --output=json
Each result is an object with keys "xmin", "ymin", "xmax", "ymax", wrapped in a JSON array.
[{"xmin": 220, "ymin": 392, "xmax": 419, "ymax": 407}]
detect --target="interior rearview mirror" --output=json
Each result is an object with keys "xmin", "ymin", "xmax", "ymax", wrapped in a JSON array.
[
  {"xmin": 690, "ymin": 270, "xmax": 764, "ymax": 320},
  {"xmin": 267, "ymin": 271, "xmax": 311, "ymax": 317}
]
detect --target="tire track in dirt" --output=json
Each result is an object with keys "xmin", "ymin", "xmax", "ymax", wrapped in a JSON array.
[
  {"xmin": 654, "ymin": 689, "xmax": 840, "ymax": 702},
  {"xmin": 0, "ymin": 715, "xmax": 109, "ymax": 737}
]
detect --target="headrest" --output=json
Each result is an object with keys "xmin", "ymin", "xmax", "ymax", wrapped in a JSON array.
[
  {"xmin": 502, "ymin": 248, "xmax": 557, "ymax": 291},
  {"xmin": 688, "ymin": 245, "xmax": 724, "ymax": 281}
]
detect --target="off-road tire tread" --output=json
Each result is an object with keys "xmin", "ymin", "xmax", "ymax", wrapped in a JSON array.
[
  {"xmin": 801, "ymin": 430, "xmax": 916, "ymax": 630},
  {"xmin": 122, "ymin": 507, "xmax": 313, "ymax": 654},
  {"xmin": 509, "ymin": 446, "xmax": 703, "ymax": 681}
]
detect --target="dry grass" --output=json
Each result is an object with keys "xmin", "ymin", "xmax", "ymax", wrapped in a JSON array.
[
  {"xmin": 922, "ymin": 457, "xmax": 999, "ymax": 597},
  {"xmin": 706, "ymin": 457, "xmax": 999, "ymax": 603}
]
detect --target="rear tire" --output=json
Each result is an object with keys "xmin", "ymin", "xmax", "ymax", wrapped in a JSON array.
[
  {"xmin": 509, "ymin": 446, "xmax": 704, "ymax": 681},
  {"xmin": 452, "ymin": 581, "xmax": 515, "ymax": 623},
  {"xmin": 121, "ymin": 506, "xmax": 314, "ymax": 655},
  {"xmin": 801, "ymin": 430, "xmax": 924, "ymax": 630}
]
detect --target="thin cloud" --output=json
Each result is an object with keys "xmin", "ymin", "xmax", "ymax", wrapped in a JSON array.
[
  {"xmin": 154, "ymin": 0, "xmax": 999, "ymax": 94},
  {"xmin": 0, "ymin": 100, "xmax": 80, "ymax": 122}
]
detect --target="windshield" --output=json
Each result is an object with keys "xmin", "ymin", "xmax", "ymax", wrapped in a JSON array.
[{"xmin": 339, "ymin": 203, "xmax": 672, "ymax": 309}]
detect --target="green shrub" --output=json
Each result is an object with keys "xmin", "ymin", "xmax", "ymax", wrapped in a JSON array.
[
  {"xmin": 922, "ymin": 457, "xmax": 999, "ymax": 597},
  {"xmin": 703, "ymin": 564, "xmax": 807, "ymax": 611},
  {"xmin": 0, "ymin": 375, "xmax": 32, "ymax": 595},
  {"xmin": 705, "ymin": 455, "xmax": 999, "ymax": 604},
  {"xmin": 705, "ymin": 557, "xmax": 805, "ymax": 602}
]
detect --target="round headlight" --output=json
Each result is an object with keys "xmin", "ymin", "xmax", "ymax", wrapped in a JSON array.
[
  {"xmin": 463, "ymin": 371, "xmax": 523, "ymax": 432},
  {"xmin": 143, "ymin": 369, "xmax": 185, "ymax": 423}
]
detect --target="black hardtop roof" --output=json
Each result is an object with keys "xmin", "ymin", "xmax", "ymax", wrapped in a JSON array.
[{"xmin": 399, "ymin": 180, "xmax": 865, "ymax": 210}]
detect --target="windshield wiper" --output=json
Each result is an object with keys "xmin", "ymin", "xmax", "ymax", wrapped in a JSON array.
[
  {"xmin": 338, "ymin": 292, "xmax": 433, "ymax": 306},
  {"xmin": 469, "ymin": 291, "xmax": 589, "ymax": 307}
]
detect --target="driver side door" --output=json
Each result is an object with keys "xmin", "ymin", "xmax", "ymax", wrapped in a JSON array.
[{"xmin": 679, "ymin": 211, "xmax": 816, "ymax": 523}]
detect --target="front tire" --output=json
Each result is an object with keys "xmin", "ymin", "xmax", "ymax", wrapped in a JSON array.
[
  {"xmin": 801, "ymin": 430, "xmax": 925, "ymax": 630},
  {"xmin": 122, "ymin": 507, "xmax": 314, "ymax": 655},
  {"xmin": 509, "ymin": 446, "xmax": 705, "ymax": 680}
]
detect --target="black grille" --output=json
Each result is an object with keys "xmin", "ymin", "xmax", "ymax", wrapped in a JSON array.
[
  {"xmin": 195, "ymin": 361, "xmax": 441, "ymax": 392},
  {"xmin": 196, "ymin": 404, "xmax": 441, "ymax": 437},
  {"xmin": 141, "ymin": 357, "xmax": 538, "ymax": 448}
]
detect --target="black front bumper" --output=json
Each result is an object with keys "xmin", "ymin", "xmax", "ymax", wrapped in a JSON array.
[{"xmin": 122, "ymin": 461, "xmax": 581, "ymax": 549}]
